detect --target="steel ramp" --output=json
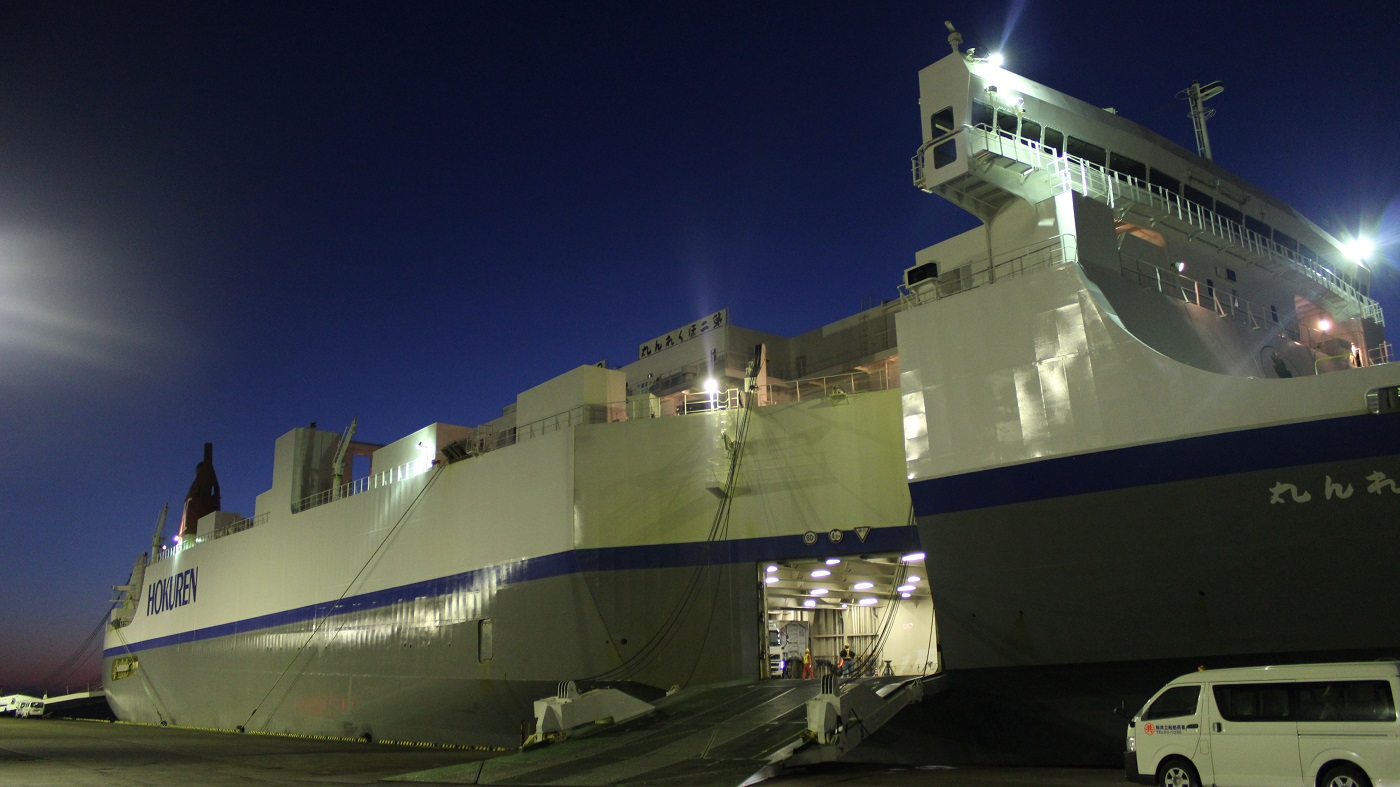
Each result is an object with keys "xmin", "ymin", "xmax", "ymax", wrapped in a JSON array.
[{"xmin": 389, "ymin": 675, "xmax": 936, "ymax": 786}]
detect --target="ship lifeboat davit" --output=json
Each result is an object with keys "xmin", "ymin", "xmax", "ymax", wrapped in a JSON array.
[{"xmin": 176, "ymin": 442, "xmax": 221, "ymax": 541}]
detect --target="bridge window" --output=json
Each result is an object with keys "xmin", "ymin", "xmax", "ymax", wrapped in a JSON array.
[
  {"xmin": 1020, "ymin": 118, "xmax": 1041, "ymax": 144},
  {"xmin": 971, "ymin": 100, "xmax": 993, "ymax": 129},
  {"xmin": 1273, "ymin": 230, "xmax": 1299, "ymax": 252},
  {"xmin": 1148, "ymin": 168, "xmax": 1180, "ymax": 196},
  {"xmin": 1183, "ymin": 184, "xmax": 1212, "ymax": 210},
  {"xmin": 996, "ymin": 110, "xmax": 1018, "ymax": 136},
  {"xmin": 1245, "ymin": 216, "xmax": 1272, "ymax": 239},
  {"xmin": 930, "ymin": 105, "xmax": 957, "ymax": 169},
  {"xmin": 1108, "ymin": 152, "xmax": 1146, "ymax": 182},
  {"xmin": 930, "ymin": 106, "xmax": 955, "ymax": 138},
  {"xmin": 1042, "ymin": 128, "xmax": 1063, "ymax": 155},
  {"xmin": 1066, "ymin": 136, "xmax": 1105, "ymax": 167},
  {"xmin": 1216, "ymin": 202, "xmax": 1243, "ymax": 226}
]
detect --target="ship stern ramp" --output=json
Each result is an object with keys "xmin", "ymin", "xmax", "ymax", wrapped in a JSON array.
[{"xmin": 387, "ymin": 674, "xmax": 935, "ymax": 786}]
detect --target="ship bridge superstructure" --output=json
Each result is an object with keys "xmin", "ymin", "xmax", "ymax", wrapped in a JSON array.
[{"xmin": 908, "ymin": 47, "xmax": 1386, "ymax": 365}]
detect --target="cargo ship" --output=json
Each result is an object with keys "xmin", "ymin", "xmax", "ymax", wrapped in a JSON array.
[{"xmin": 105, "ymin": 27, "xmax": 1398, "ymax": 764}]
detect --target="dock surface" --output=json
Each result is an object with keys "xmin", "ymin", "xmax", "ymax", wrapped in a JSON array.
[{"xmin": 0, "ymin": 717, "xmax": 1123, "ymax": 785}]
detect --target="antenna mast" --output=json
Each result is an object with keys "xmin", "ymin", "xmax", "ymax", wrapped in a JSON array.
[{"xmin": 1180, "ymin": 80, "xmax": 1224, "ymax": 160}]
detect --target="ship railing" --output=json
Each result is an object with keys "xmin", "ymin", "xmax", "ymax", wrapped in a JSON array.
[
  {"xmin": 947, "ymin": 123, "xmax": 1384, "ymax": 326},
  {"xmin": 291, "ymin": 457, "xmax": 435, "ymax": 514},
  {"xmin": 150, "ymin": 511, "xmax": 272, "ymax": 563},
  {"xmin": 757, "ymin": 368, "xmax": 893, "ymax": 404},
  {"xmin": 627, "ymin": 350, "xmax": 754, "ymax": 399},
  {"xmin": 1123, "ymin": 256, "xmax": 1391, "ymax": 369},
  {"xmin": 897, "ymin": 234, "xmax": 1074, "ymax": 307},
  {"xmin": 1121, "ymin": 257, "xmax": 1279, "ymax": 328},
  {"xmin": 1046, "ymin": 145, "xmax": 1383, "ymax": 327}
]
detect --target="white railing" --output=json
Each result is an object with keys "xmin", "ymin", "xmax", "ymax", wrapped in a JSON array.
[
  {"xmin": 897, "ymin": 235, "xmax": 1075, "ymax": 307},
  {"xmin": 760, "ymin": 368, "xmax": 894, "ymax": 403},
  {"xmin": 916, "ymin": 124, "xmax": 1384, "ymax": 326},
  {"xmin": 292, "ymin": 457, "xmax": 434, "ymax": 513},
  {"xmin": 150, "ymin": 511, "xmax": 270, "ymax": 563}
]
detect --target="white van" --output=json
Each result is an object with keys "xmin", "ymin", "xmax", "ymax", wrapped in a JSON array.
[
  {"xmin": 15, "ymin": 698, "xmax": 45, "ymax": 719},
  {"xmin": 1126, "ymin": 662, "xmax": 1400, "ymax": 787}
]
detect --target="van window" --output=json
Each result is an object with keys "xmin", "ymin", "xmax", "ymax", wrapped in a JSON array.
[
  {"xmin": 1296, "ymin": 680, "xmax": 1397, "ymax": 722},
  {"xmin": 1144, "ymin": 685, "xmax": 1200, "ymax": 719},
  {"xmin": 1214, "ymin": 684, "xmax": 1292, "ymax": 721}
]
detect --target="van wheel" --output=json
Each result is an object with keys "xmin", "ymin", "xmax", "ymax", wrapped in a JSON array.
[
  {"xmin": 1157, "ymin": 757, "xmax": 1201, "ymax": 787},
  {"xmin": 1321, "ymin": 764, "xmax": 1372, "ymax": 787}
]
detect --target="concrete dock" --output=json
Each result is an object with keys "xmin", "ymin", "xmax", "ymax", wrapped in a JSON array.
[{"xmin": 0, "ymin": 718, "xmax": 1124, "ymax": 785}]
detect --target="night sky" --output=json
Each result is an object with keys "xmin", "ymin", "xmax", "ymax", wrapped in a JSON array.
[{"xmin": 2, "ymin": 1, "xmax": 1397, "ymax": 694}]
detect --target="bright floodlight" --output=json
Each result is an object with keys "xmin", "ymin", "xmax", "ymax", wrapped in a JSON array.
[
  {"xmin": 1344, "ymin": 238, "xmax": 1375, "ymax": 261},
  {"xmin": 987, "ymin": 52, "xmax": 1005, "ymax": 68},
  {"xmin": 1318, "ymin": 319, "xmax": 1333, "ymax": 333},
  {"xmin": 702, "ymin": 378, "xmax": 720, "ymax": 393}
]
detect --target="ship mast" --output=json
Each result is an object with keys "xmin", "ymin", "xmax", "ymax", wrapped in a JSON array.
[{"xmin": 1180, "ymin": 79, "xmax": 1224, "ymax": 160}]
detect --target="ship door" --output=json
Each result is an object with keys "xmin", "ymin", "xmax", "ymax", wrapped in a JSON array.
[{"xmin": 758, "ymin": 552, "xmax": 936, "ymax": 679}]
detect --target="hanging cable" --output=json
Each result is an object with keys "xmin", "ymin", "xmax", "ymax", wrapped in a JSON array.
[
  {"xmin": 583, "ymin": 378, "xmax": 758, "ymax": 685},
  {"xmin": 241, "ymin": 463, "xmax": 444, "ymax": 731},
  {"xmin": 35, "ymin": 610, "xmax": 108, "ymax": 691}
]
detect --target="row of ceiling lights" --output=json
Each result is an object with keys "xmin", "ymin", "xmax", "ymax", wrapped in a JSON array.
[{"xmin": 763, "ymin": 552, "xmax": 925, "ymax": 608}]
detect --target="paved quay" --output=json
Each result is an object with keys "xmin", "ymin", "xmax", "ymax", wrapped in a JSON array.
[{"xmin": 0, "ymin": 718, "xmax": 1124, "ymax": 785}]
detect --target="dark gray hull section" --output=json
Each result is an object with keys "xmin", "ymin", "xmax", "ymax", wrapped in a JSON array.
[
  {"xmin": 104, "ymin": 563, "xmax": 761, "ymax": 747},
  {"xmin": 911, "ymin": 417, "xmax": 1400, "ymax": 764}
]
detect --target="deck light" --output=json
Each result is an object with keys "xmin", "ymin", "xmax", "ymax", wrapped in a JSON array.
[
  {"xmin": 987, "ymin": 52, "xmax": 1005, "ymax": 68},
  {"xmin": 766, "ymin": 564, "xmax": 778, "ymax": 573},
  {"xmin": 853, "ymin": 581, "xmax": 875, "ymax": 590},
  {"xmin": 901, "ymin": 592, "xmax": 912, "ymax": 598},
  {"xmin": 897, "ymin": 584, "xmax": 915, "ymax": 593},
  {"xmin": 825, "ymin": 558, "xmax": 841, "ymax": 565},
  {"xmin": 764, "ymin": 576, "xmax": 779, "ymax": 585},
  {"xmin": 858, "ymin": 597, "xmax": 878, "ymax": 606},
  {"xmin": 1318, "ymin": 319, "xmax": 1332, "ymax": 333},
  {"xmin": 803, "ymin": 599, "xmax": 817, "ymax": 608},
  {"xmin": 1344, "ymin": 238, "xmax": 1375, "ymax": 262},
  {"xmin": 900, "ymin": 552, "xmax": 925, "ymax": 562},
  {"xmin": 703, "ymin": 378, "xmax": 720, "ymax": 393},
  {"xmin": 810, "ymin": 588, "xmax": 829, "ymax": 596},
  {"xmin": 907, "ymin": 575, "xmax": 921, "ymax": 583},
  {"xmin": 811, "ymin": 569, "xmax": 831, "ymax": 578}
]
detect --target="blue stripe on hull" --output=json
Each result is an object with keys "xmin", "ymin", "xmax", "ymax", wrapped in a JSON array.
[
  {"xmin": 104, "ymin": 526, "xmax": 919, "ymax": 658},
  {"xmin": 910, "ymin": 412, "xmax": 1400, "ymax": 516}
]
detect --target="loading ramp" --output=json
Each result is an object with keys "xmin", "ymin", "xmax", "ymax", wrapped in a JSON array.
[{"xmin": 391, "ymin": 674, "xmax": 939, "ymax": 786}]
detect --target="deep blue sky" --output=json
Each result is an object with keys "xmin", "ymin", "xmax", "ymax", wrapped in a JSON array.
[{"xmin": 2, "ymin": 1, "xmax": 1397, "ymax": 692}]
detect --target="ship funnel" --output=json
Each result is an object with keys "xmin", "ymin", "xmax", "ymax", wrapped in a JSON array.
[{"xmin": 176, "ymin": 442, "xmax": 222, "ymax": 541}]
